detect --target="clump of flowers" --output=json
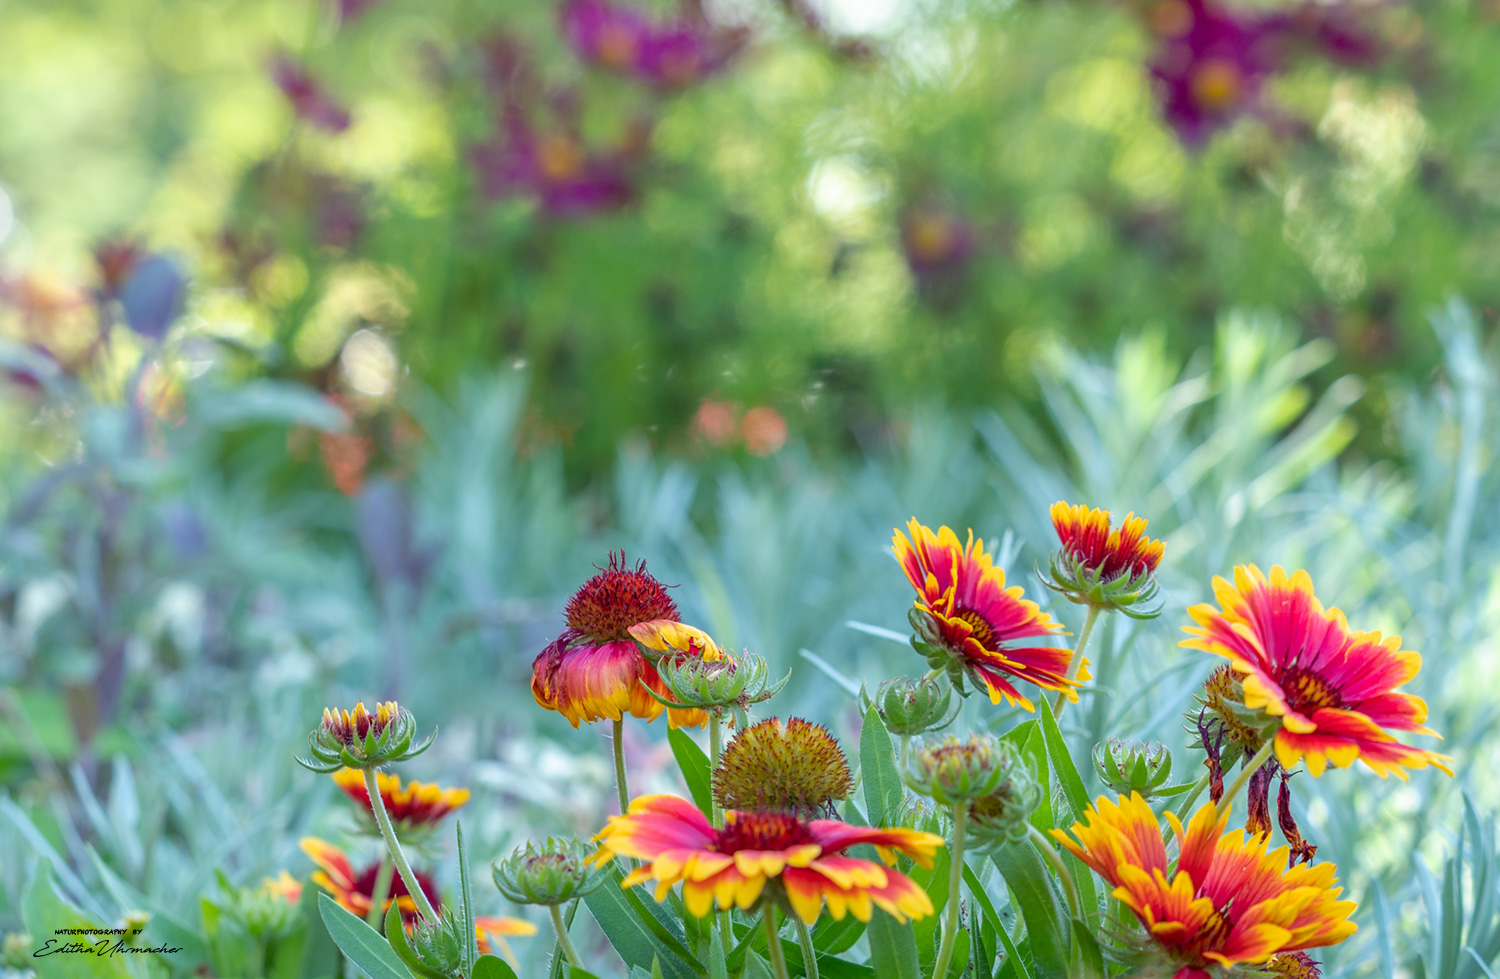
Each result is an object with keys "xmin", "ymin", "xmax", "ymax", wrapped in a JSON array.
[
  {"xmin": 894, "ymin": 519, "xmax": 1076, "ymax": 711},
  {"xmin": 713, "ymin": 717, "xmax": 853, "ymax": 817}
]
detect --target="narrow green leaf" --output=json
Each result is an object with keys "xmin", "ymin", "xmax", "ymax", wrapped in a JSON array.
[
  {"xmin": 709, "ymin": 921, "xmax": 728, "ymax": 979},
  {"xmin": 1372, "ymin": 885, "xmax": 1397, "ymax": 979},
  {"xmin": 472, "ymin": 954, "xmax": 520, "ymax": 979},
  {"xmin": 457, "ymin": 820, "xmax": 478, "ymax": 975},
  {"xmin": 582, "ymin": 868, "xmax": 700, "ymax": 979},
  {"xmin": 859, "ymin": 705, "xmax": 903, "ymax": 828},
  {"xmin": 1069, "ymin": 920, "xmax": 1104, "ymax": 979},
  {"xmin": 316, "ymin": 894, "xmax": 412, "ymax": 979},
  {"xmin": 991, "ymin": 844, "xmax": 1070, "ymax": 979},
  {"xmin": 963, "ymin": 864, "xmax": 1032, "ymax": 979},
  {"xmin": 667, "ymin": 728, "xmax": 715, "ymax": 818},
  {"xmin": 865, "ymin": 912, "xmax": 922, "ymax": 979},
  {"xmin": 1036, "ymin": 699, "xmax": 1098, "ymax": 917}
]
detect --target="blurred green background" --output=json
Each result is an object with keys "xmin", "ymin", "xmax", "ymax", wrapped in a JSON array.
[{"xmin": 1, "ymin": 0, "xmax": 1499, "ymax": 975}]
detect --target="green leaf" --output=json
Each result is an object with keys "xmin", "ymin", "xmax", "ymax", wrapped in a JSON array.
[
  {"xmin": 473, "ymin": 954, "xmax": 520, "ymax": 979},
  {"xmin": 667, "ymin": 728, "xmax": 715, "ymax": 818},
  {"xmin": 22, "ymin": 865, "xmax": 135, "ymax": 979},
  {"xmin": 859, "ymin": 705, "xmax": 903, "ymax": 828},
  {"xmin": 865, "ymin": 912, "xmax": 921, "ymax": 979},
  {"xmin": 1036, "ymin": 699, "xmax": 1098, "ymax": 918},
  {"xmin": 581, "ymin": 868, "xmax": 700, "ymax": 979},
  {"xmin": 991, "ymin": 844, "xmax": 1070, "ymax": 979},
  {"xmin": 457, "ymin": 820, "xmax": 478, "ymax": 975},
  {"xmin": 962, "ymin": 864, "xmax": 1032, "ymax": 979},
  {"xmin": 385, "ymin": 904, "xmax": 445, "ymax": 979},
  {"xmin": 709, "ymin": 922, "xmax": 728, "ymax": 979},
  {"xmin": 1069, "ymin": 920, "xmax": 1104, "ymax": 979},
  {"xmin": 812, "ymin": 912, "xmax": 866, "ymax": 955},
  {"xmin": 317, "ymin": 893, "xmax": 413, "ymax": 979}
]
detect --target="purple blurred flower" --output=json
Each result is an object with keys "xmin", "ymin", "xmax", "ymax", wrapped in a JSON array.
[
  {"xmin": 472, "ymin": 111, "xmax": 641, "ymax": 216},
  {"xmin": 270, "ymin": 55, "xmax": 351, "ymax": 132},
  {"xmin": 561, "ymin": 0, "xmax": 746, "ymax": 90},
  {"xmin": 119, "ymin": 254, "xmax": 188, "ymax": 341},
  {"xmin": 901, "ymin": 205, "xmax": 976, "ymax": 278},
  {"xmin": 338, "ymin": 0, "xmax": 381, "ymax": 22}
]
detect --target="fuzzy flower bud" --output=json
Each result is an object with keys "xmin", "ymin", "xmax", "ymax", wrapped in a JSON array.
[
  {"xmin": 965, "ymin": 748, "xmax": 1042, "ymax": 852},
  {"xmin": 387, "ymin": 908, "xmax": 468, "ymax": 979},
  {"xmin": 646, "ymin": 650, "xmax": 789, "ymax": 713},
  {"xmin": 869, "ymin": 675, "xmax": 958, "ymax": 737},
  {"xmin": 492, "ymin": 838, "xmax": 608, "ymax": 906},
  {"xmin": 1092, "ymin": 739, "xmax": 1174, "ymax": 798},
  {"xmin": 905, "ymin": 733, "xmax": 1021, "ymax": 808},
  {"xmin": 296, "ymin": 701, "xmax": 435, "ymax": 773}
]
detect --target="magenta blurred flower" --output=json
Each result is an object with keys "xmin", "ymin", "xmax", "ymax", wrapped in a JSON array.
[
  {"xmin": 561, "ymin": 0, "xmax": 746, "ymax": 90},
  {"xmin": 270, "ymin": 55, "xmax": 351, "ymax": 132},
  {"xmin": 472, "ymin": 113, "xmax": 639, "ymax": 216},
  {"xmin": 338, "ymin": 0, "xmax": 381, "ymax": 22},
  {"xmin": 901, "ymin": 205, "xmax": 976, "ymax": 278}
]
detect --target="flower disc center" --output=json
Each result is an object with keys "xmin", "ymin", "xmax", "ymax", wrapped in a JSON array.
[{"xmin": 714, "ymin": 812, "xmax": 815, "ymax": 854}]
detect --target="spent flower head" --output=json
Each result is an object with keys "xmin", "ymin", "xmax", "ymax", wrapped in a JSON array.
[
  {"xmin": 905, "ymin": 733, "xmax": 1027, "ymax": 808},
  {"xmin": 493, "ymin": 837, "xmax": 608, "ymax": 906},
  {"xmin": 713, "ymin": 717, "xmax": 853, "ymax": 816},
  {"xmin": 297, "ymin": 701, "xmax": 435, "ymax": 773},
  {"xmin": 868, "ymin": 675, "xmax": 958, "ymax": 737},
  {"xmin": 1043, "ymin": 502, "xmax": 1165, "ymax": 617}
]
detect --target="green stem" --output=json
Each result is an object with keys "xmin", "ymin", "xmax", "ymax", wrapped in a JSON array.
[
  {"xmin": 763, "ymin": 906, "xmax": 790, "ymax": 979},
  {"xmin": 549, "ymin": 903, "xmax": 584, "ymax": 969},
  {"xmin": 1174, "ymin": 771, "xmax": 1211, "ymax": 821},
  {"xmin": 1215, "ymin": 739, "xmax": 1277, "ymax": 822},
  {"xmin": 899, "ymin": 734, "xmax": 910, "ymax": 773},
  {"xmin": 1028, "ymin": 824, "xmax": 1081, "ymax": 920},
  {"xmin": 709, "ymin": 710, "xmax": 724, "ymax": 829},
  {"xmin": 794, "ymin": 918, "xmax": 819, "ymax": 979},
  {"xmin": 612, "ymin": 718, "xmax": 630, "ymax": 815},
  {"xmin": 1051, "ymin": 603, "xmax": 1102, "ymax": 716},
  {"xmin": 922, "ymin": 667, "xmax": 943, "ymax": 683},
  {"xmin": 363, "ymin": 767, "xmax": 438, "ymax": 923},
  {"xmin": 931, "ymin": 803, "xmax": 968, "ymax": 979},
  {"xmin": 364, "ymin": 855, "xmax": 394, "ymax": 929}
]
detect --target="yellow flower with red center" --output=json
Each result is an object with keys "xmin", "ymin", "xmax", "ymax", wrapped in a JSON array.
[
  {"xmin": 893, "ymin": 519, "xmax": 1076, "ymax": 711},
  {"xmin": 1051, "ymin": 794, "xmax": 1356, "ymax": 977},
  {"xmin": 330, "ymin": 769, "xmax": 471, "ymax": 828},
  {"xmin": 300, "ymin": 838, "xmax": 536, "ymax": 961},
  {"xmin": 590, "ymin": 795, "xmax": 943, "ymax": 925},
  {"xmin": 532, "ymin": 552, "xmax": 725, "ymax": 729},
  {"xmin": 1182, "ymin": 565, "xmax": 1453, "ymax": 779}
]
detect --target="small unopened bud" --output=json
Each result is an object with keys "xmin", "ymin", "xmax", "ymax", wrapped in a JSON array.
[
  {"xmin": 647, "ymin": 651, "xmax": 789, "ymax": 713},
  {"xmin": 966, "ymin": 752, "xmax": 1043, "ymax": 852},
  {"xmin": 905, "ymin": 733, "xmax": 1020, "ymax": 807},
  {"xmin": 492, "ymin": 838, "xmax": 608, "ymax": 906},
  {"xmin": 296, "ymin": 700, "xmax": 435, "ymax": 773},
  {"xmin": 1092, "ymin": 739, "xmax": 1173, "ymax": 797},
  {"xmin": 389, "ymin": 910, "xmax": 469, "ymax": 979},
  {"xmin": 871, "ymin": 675, "xmax": 957, "ymax": 737},
  {"xmin": 2, "ymin": 933, "xmax": 32, "ymax": 969}
]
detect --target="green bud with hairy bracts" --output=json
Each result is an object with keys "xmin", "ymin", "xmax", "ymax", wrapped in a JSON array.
[
  {"xmin": 295, "ymin": 700, "xmax": 435, "ymax": 773},
  {"xmin": 866, "ymin": 675, "xmax": 959, "ymax": 737},
  {"xmin": 905, "ymin": 733, "xmax": 1022, "ymax": 808},
  {"xmin": 642, "ymin": 651, "xmax": 790, "ymax": 713},
  {"xmin": 965, "ymin": 747, "xmax": 1043, "ymax": 852},
  {"xmin": 385, "ymin": 906, "xmax": 467, "ymax": 979},
  {"xmin": 1092, "ymin": 739, "xmax": 1180, "ymax": 799},
  {"xmin": 492, "ymin": 838, "xmax": 607, "ymax": 906}
]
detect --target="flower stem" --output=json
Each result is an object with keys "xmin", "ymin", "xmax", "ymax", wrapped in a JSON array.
[
  {"xmin": 364, "ymin": 855, "xmax": 394, "ymax": 929},
  {"xmin": 612, "ymin": 718, "xmax": 630, "ymax": 815},
  {"xmin": 549, "ymin": 903, "xmax": 584, "ymax": 969},
  {"xmin": 1174, "ymin": 771, "xmax": 1211, "ymax": 820},
  {"xmin": 363, "ymin": 767, "xmax": 438, "ymax": 923},
  {"xmin": 931, "ymin": 802, "xmax": 968, "ymax": 979},
  {"xmin": 794, "ymin": 918, "xmax": 820, "ymax": 979},
  {"xmin": 1216, "ymin": 739, "xmax": 1277, "ymax": 822},
  {"xmin": 922, "ymin": 667, "xmax": 943, "ymax": 683},
  {"xmin": 1051, "ymin": 603, "xmax": 1102, "ymax": 716},
  {"xmin": 899, "ymin": 734, "xmax": 910, "ymax": 773},
  {"xmin": 763, "ymin": 906, "xmax": 790, "ymax": 979},
  {"xmin": 1028, "ymin": 824, "xmax": 1081, "ymax": 920},
  {"xmin": 709, "ymin": 710, "xmax": 724, "ymax": 829}
]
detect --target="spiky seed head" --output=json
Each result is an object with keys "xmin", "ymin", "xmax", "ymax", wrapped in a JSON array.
[
  {"xmin": 1266, "ymin": 953, "xmax": 1322, "ymax": 979},
  {"xmin": 565, "ymin": 552, "xmax": 678, "ymax": 644},
  {"xmin": 1197, "ymin": 665, "xmax": 1273, "ymax": 753},
  {"xmin": 492, "ymin": 838, "xmax": 607, "ymax": 906},
  {"xmin": 713, "ymin": 717, "xmax": 853, "ymax": 816}
]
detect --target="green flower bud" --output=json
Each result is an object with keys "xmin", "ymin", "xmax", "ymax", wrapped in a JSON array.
[
  {"xmin": 296, "ymin": 701, "xmax": 435, "ymax": 773},
  {"xmin": 869, "ymin": 675, "xmax": 958, "ymax": 737},
  {"xmin": 905, "ymin": 733, "xmax": 1016, "ymax": 807},
  {"xmin": 492, "ymin": 838, "xmax": 608, "ymax": 906},
  {"xmin": 387, "ymin": 910, "xmax": 469, "ymax": 979},
  {"xmin": 3, "ymin": 933, "xmax": 33, "ymax": 969},
  {"xmin": 646, "ymin": 652, "xmax": 790, "ymax": 713},
  {"xmin": 1092, "ymin": 739, "xmax": 1173, "ymax": 798},
  {"xmin": 966, "ymin": 752, "xmax": 1043, "ymax": 853}
]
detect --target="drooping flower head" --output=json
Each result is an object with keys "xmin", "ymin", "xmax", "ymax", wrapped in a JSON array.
[
  {"xmin": 562, "ymin": 0, "xmax": 747, "ymax": 90},
  {"xmin": 331, "ymin": 769, "xmax": 470, "ymax": 830},
  {"xmin": 531, "ymin": 553, "xmax": 723, "ymax": 728},
  {"xmin": 301, "ymin": 839, "xmax": 536, "ymax": 958},
  {"xmin": 1045, "ymin": 502, "xmax": 1165, "ymax": 616},
  {"xmin": 1051, "ymin": 794, "xmax": 1357, "ymax": 975},
  {"xmin": 1182, "ymin": 565, "xmax": 1453, "ymax": 779},
  {"xmin": 590, "ymin": 795, "xmax": 942, "ymax": 925},
  {"xmin": 893, "ymin": 519, "xmax": 1075, "ymax": 711},
  {"xmin": 713, "ymin": 717, "xmax": 853, "ymax": 817}
]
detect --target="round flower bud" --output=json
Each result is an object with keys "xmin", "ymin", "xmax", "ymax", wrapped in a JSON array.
[
  {"xmin": 713, "ymin": 717, "xmax": 853, "ymax": 816},
  {"xmin": 492, "ymin": 838, "xmax": 608, "ymax": 906},
  {"xmin": 296, "ymin": 701, "xmax": 436, "ymax": 773},
  {"xmin": 966, "ymin": 751, "xmax": 1042, "ymax": 852},
  {"xmin": 387, "ymin": 909, "xmax": 468, "ymax": 979},
  {"xmin": 905, "ymin": 733, "xmax": 1020, "ymax": 807},
  {"xmin": 871, "ymin": 675, "xmax": 957, "ymax": 737},
  {"xmin": 1092, "ymin": 739, "xmax": 1173, "ymax": 798},
  {"xmin": 646, "ymin": 651, "xmax": 790, "ymax": 713}
]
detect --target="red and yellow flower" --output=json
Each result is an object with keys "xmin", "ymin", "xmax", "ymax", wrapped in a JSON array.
[
  {"xmin": 531, "ymin": 553, "xmax": 726, "ymax": 729},
  {"xmin": 1045, "ymin": 503, "xmax": 1165, "ymax": 616},
  {"xmin": 1182, "ymin": 565, "xmax": 1453, "ymax": 779},
  {"xmin": 590, "ymin": 795, "xmax": 942, "ymax": 925},
  {"xmin": 331, "ymin": 769, "xmax": 471, "ymax": 827},
  {"xmin": 300, "ymin": 838, "xmax": 536, "ymax": 959},
  {"xmin": 1051, "ymin": 793, "xmax": 1357, "ymax": 977},
  {"xmin": 893, "ymin": 519, "xmax": 1077, "ymax": 711}
]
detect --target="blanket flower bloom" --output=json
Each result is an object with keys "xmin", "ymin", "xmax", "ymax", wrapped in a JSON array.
[
  {"xmin": 331, "ymin": 769, "xmax": 470, "ymax": 828},
  {"xmin": 894, "ymin": 519, "xmax": 1076, "ymax": 711},
  {"xmin": 590, "ymin": 795, "xmax": 942, "ymax": 924},
  {"xmin": 1045, "ymin": 502, "xmax": 1165, "ymax": 616},
  {"xmin": 1181, "ymin": 565, "xmax": 1453, "ymax": 779},
  {"xmin": 300, "ymin": 838, "xmax": 536, "ymax": 957},
  {"xmin": 1051, "ymin": 794, "xmax": 1357, "ymax": 976},
  {"xmin": 531, "ymin": 553, "xmax": 723, "ymax": 728}
]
